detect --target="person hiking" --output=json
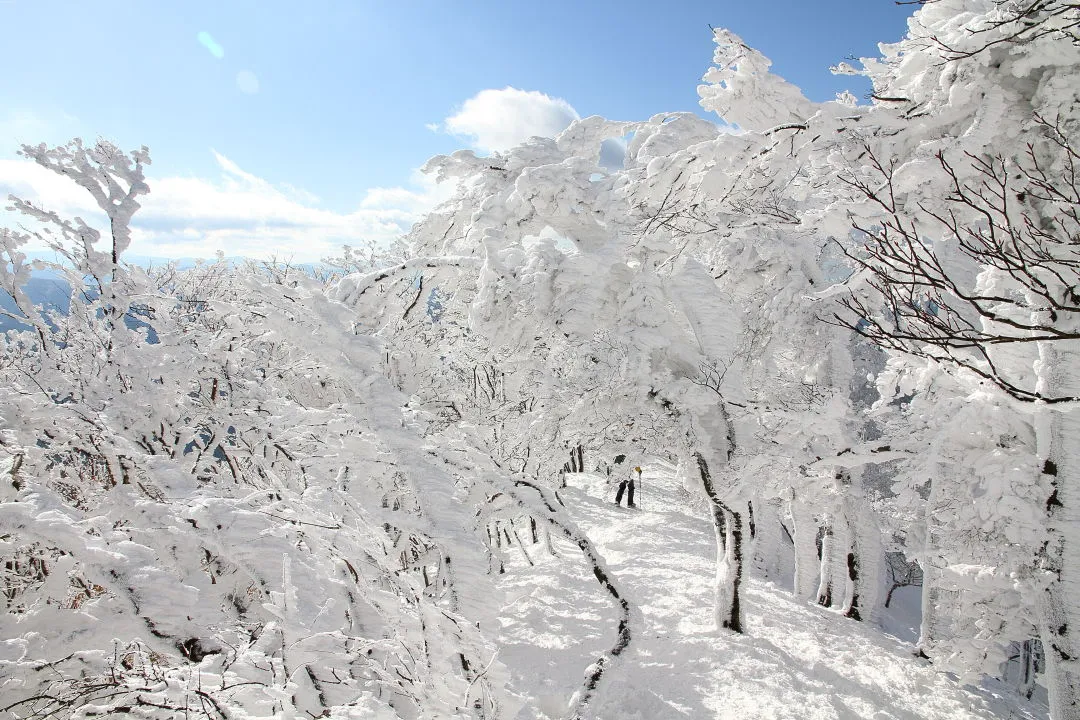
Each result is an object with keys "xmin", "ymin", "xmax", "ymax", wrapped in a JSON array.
[{"xmin": 615, "ymin": 466, "xmax": 641, "ymax": 508}]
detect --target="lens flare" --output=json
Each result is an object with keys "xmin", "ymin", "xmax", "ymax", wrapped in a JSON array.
[
  {"xmin": 237, "ymin": 70, "xmax": 260, "ymax": 95},
  {"xmin": 197, "ymin": 31, "xmax": 224, "ymax": 59}
]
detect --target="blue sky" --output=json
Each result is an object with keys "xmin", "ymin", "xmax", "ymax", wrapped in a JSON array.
[{"xmin": 0, "ymin": 0, "xmax": 914, "ymax": 260}]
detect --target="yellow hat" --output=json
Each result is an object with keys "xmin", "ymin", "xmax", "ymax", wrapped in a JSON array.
[{"xmin": 634, "ymin": 466, "xmax": 642, "ymax": 472}]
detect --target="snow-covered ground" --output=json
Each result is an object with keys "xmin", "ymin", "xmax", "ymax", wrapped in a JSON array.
[{"xmin": 496, "ymin": 467, "xmax": 1046, "ymax": 720}]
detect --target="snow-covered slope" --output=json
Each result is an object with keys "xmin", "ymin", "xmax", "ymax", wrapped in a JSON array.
[{"xmin": 496, "ymin": 466, "xmax": 1045, "ymax": 720}]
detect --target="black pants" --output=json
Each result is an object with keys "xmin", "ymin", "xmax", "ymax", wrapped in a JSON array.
[{"xmin": 616, "ymin": 478, "xmax": 635, "ymax": 506}]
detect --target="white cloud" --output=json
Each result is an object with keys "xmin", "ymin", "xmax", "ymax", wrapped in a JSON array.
[
  {"xmin": 0, "ymin": 151, "xmax": 453, "ymax": 262},
  {"xmin": 360, "ymin": 169, "xmax": 457, "ymax": 214},
  {"xmin": 444, "ymin": 87, "xmax": 579, "ymax": 153},
  {"xmin": 0, "ymin": 109, "xmax": 81, "ymax": 151},
  {"xmin": 0, "ymin": 157, "xmax": 99, "ymax": 218}
]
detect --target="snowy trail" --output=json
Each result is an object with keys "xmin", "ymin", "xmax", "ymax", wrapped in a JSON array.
[{"xmin": 496, "ymin": 467, "xmax": 1046, "ymax": 720}]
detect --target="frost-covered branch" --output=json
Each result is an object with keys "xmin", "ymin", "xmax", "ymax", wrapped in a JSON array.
[
  {"xmin": 832, "ymin": 128, "xmax": 1080, "ymax": 402},
  {"xmin": 913, "ymin": 0, "xmax": 1080, "ymax": 59}
]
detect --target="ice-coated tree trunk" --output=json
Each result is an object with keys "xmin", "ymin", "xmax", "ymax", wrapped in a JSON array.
[
  {"xmin": 715, "ymin": 507, "xmax": 745, "ymax": 633},
  {"xmin": 847, "ymin": 496, "xmax": 883, "ymax": 625},
  {"xmin": 816, "ymin": 512, "xmax": 841, "ymax": 609},
  {"xmin": 1034, "ymin": 336, "xmax": 1080, "ymax": 720},
  {"xmin": 825, "ymin": 490, "xmax": 882, "ymax": 623},
  {"xmin": 717, "ymin": 509, "xmax": 743, "ymax": 634},
  {"xmin": 695, "ymin": 452, "xmax": 744, "ymax": 633},
  {"xmin": 752, "ymin": 497, "xmax": 786, "ymax": 581},
  {"xmin": 791, "ymin": 501, "xmax": 819, "ymax": 602},
  {"xmin": 816, "ymin": 520, "xmax": 834, "ymax": 607},
  {"xmin": 841, "ymin": 548, "xmax": 860, "ymax": 620},
  {"xmin": 1034, "ymin": 475, "xmax": 1080, "ymax": 719},
  {"xmin": 915, "ymin": 563, "xmax": 944, "ymax": 659},
  {"xmin": 815, "ymin": 507, "xmax": 866, "ymax": 619},
  {"xmin": 913, "ymin": 464, "xmax": 946, "ymax": 659}
]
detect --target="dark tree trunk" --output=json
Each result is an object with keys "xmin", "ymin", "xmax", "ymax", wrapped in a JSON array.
[
  {"xmin": 844, "ymin": 551, "xmax": 861, "ymax": 621},
  {"xmin": 726, "ymin": 508, "xmax": 745, "ymax": 634}
]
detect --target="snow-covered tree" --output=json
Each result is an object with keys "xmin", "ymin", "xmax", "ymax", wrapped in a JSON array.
[
  {"xmin": 825, "ymin": 2, "xmax": 1080, "ymax": 715},
  {"xmin": 0, "ymin": 141, "xmax": 514, "ymax": 719}
]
